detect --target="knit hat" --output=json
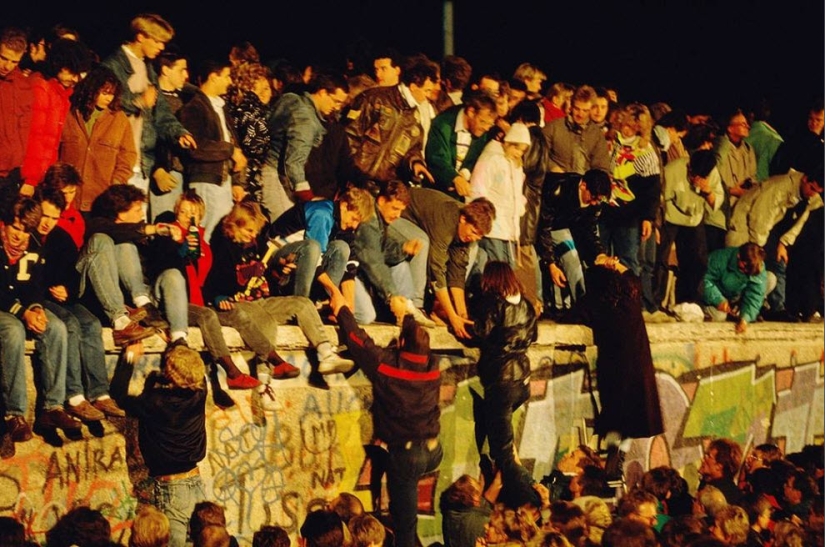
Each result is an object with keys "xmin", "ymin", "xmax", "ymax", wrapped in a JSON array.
[{"xmin": 504, "ymin": 122, "xmax": 531, "ymax": 146}]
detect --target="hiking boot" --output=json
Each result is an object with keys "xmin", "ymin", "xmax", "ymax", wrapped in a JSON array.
[
  {"xmin": 67, "ymin": 400, "xmax": 105, "ymax": 422},
  {"xmin": 5, "ymin": 415, "xmax": 32, "ymax": 442},
  {"xmin": 139, "ymin": 302, "xmax": 170, "ymax": 330},
  {"xmin": 112, "ymin": 321, "xmax": 155, "ymax": 346},
  {"xmin": 38, "ymin": 408, "xmax": 82, "ymax": 431},
  {"xmin": 92, "ymin": 398, "xmax": 126, "ymax": 418},
  {"xmin": 318, "ymin": 353, "xmax": 355, "ymax": 375},
  {"xmin": 604, "ymin": 445, "xmax": 626, "ymax": 481}
]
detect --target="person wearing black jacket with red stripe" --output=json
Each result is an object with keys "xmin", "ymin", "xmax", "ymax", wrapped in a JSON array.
[{"xmin": 329, "ymin": 285, "xmax": 442, "ymax": 547}]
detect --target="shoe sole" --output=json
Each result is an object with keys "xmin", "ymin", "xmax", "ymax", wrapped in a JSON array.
[
  {"xmin": 113, "ymin": 327, "xmax": 157, "ymax": 346},
  {"xmin": 318, "ymin": 363, "xmax": 354, "ymax": 375}
]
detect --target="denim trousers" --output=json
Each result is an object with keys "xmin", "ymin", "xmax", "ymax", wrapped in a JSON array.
[
  {"xmin": 190, "ymin": 176, "xmax": 233, "ymax": 244},
  {"xmin": 154, "ymin": 269, "xmax": 189, "ymax": 335},
  {"xmin": 77, "ymin": 233, "xmax": 150, "ymax": 323},
  {"xmin": 599, "ymin": 221, "xmax": 641, "ymax": 275},
  {"xmin": 278, "ymin": 239, "xmax": 348, "ymax": 298},
  {"xmin": 148, "ymin": 169, "xmax": 184, "ymax": 223},
  {"xmin": 152, "ymin": 474, "xmax": 205, "ymax": 547},
  {"xmin": 386, "ymin": 439, "xmax": 443, "ymax": 547},
  {"xmin": 260, "ymin": 163, "xmax": 294, "ymax": 222},
  {"xmin": 44, "ymin": 301, "xmax": 110, "ymax": 401},
  {"xmin": 0, "ymin": 309, "xmax": 67, "ymax": 414},
  {"xmin": 387, "ymin": 218, "xmax": 429, "ymax": 308},
  {"xmin": 353, "ymin": 263, "xmax": 416, "ymax": 324}
]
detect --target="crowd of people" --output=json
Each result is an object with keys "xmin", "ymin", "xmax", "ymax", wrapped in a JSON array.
[{"xmin": 0, "ymin": 10, "xmax": 823, "ymax": 547}]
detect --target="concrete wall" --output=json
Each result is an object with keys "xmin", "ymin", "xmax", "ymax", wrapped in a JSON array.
[{"xmin": 2, "ymin": 321, "xmax": 822, "ymax": 545}]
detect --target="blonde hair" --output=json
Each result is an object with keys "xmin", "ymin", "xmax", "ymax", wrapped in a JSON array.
[
  {"xmin": 129, "ymin": 506, "xmax": 170, "ymax": 547},
  {"xmin": 130, "ymin": 13, "xmax": 174, "ymax": 43},
  {"xmin": 174, "ymin": 189, "xmax": 206, "ymax": 223},
  {"xmin": 513, "ymin": 62, "xmax": 547, "ymax": 84},
  {"xmin": 339, "ymin": 186, "xmax": 374, "ymax": 224},
  {"xmin": 348, "ymin": 514, "xmax": 385, "ymax": 547},
  {"xmin": 221, "ymin": 200, "xmax": 267, "ymax": 241},
  {"xmin": 163, "ymin": 345, "xmax": 205, "ymax": 390},
  {"xmin": 612, "ymin": 103, "xmax": 653, "ymax": 148}
]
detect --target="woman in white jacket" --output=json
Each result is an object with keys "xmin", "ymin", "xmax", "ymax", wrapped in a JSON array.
[{"xmin": 469, "ymin": 123, "xmax": 531, "ymax": 266}]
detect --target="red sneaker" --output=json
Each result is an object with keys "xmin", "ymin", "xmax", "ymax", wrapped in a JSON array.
[
  {"xmin": 270, "ymin": 362, "xmax": 300, "ymax": 380},
  {"xmin": 226, "ymin": 373, "xmax": 261, "ymax": 390}
]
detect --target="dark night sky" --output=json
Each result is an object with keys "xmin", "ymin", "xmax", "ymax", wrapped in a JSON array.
[{"xmin": 7, "ymin": 1, "xmax": 824, "ymax": 133}]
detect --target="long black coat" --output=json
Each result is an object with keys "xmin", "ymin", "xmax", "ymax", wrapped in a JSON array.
[{"xmin": 562, "ymin": 266, "xmax": 664, "ymax": 438}]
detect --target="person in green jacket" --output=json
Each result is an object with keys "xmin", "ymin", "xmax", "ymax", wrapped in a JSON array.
[{"xmin": 701, "ymin": 242, "xmax": 770, "ymax": 333}]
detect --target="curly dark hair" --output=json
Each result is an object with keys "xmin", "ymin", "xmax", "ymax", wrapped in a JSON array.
[{"xmin": 70, "ymin": 65, "xmax": 123, "ymax": 120}]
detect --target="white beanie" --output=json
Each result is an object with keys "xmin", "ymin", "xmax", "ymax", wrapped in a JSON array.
[{"xmin": 504, "ymin": 122, "xmax": 531, "ymax": 146}]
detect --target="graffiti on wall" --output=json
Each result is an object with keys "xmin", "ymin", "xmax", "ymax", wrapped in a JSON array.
[{"xmin": 0, "ymin": 343, "xmax": 821, "ymax": 546}]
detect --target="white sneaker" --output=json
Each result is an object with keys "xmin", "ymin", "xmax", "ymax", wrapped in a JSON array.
[
  {"xmin": 404, "ymin": 301, "xmax": 436, "ymax": 328},
  {"xmin": 318, "ymin": 353, "xmax": 355, "ymax": 375},
  {"xmin": 255, "ymin": 373, "xmax": 282, "ymax": 411}
]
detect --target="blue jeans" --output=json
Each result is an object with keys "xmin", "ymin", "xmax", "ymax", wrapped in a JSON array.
[
  {"xmin": 190, "ymin": 176, "xmax": 233, "ymax": 244},
  {"xmin": 45, "ymin": 301, "xmax": 110, "ymax": 401},
  {"xmin": 277, "ymin": 239, "xmax": 348, "ymax": 298},
  {"xmin": 77, "ymin": 234, "xmax": 149, "ymax": 323},
  {"xmin": 387, "ymin": 218, "xmax": 429, "ymax": 308},
  {"xmin": 260, "ymin": 163, "xmax": 294, "ymax": 222},
  {"xmin": 600, "ymin": 222, "xmax": 641, "ymax": 275},
  {"xmin": 353, "ymin": 262, "xmax": 416, "ymax": 324},
  {"xmin": 639, "ymin": 234, "xmax": 657, "ymax": 313},
  {"xmin": 479, "ymin": 237, "xmax": 516, "ymax": 266},
  {"xmin": 149, "ymin": 169, "xmax": 184, "ymax": 223},
  {"xmin": 154, "ymin": 269, "xmax": 189, "ymax": 335},
  {"xmin": 152, "ymin": 474, "xmax": 205, "ymax": 547},
  {"xmin": 386, "ymin": 439, "xmax": 443, "ymax": 547},
  {"xmin": 0, "ymin": 309, "xmax": 68, "ymax": 414}
]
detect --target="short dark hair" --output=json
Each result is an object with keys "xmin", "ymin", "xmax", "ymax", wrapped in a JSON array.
[
  {"xmin": 2, "ymin": 196, "xmax": 41, "ymax": 231},
  {"xmin": 462, "ymin": 89, "xmax": 497, "ymax": 115},
  {"xmin": 378, "ymin": 180, "xmax": 410, "ymax": 205},
  {"xmin": 582, "ymin": 169, "xmax": 611, "ymax": 199},
  {"xmin": 300, "ymin": 509, "xmax": 345, "ymax": 547},
  {"xmin": 252, "ymin": 525, "xmax": 290, "ymax": 547},
  {"xmin": 37, "ymin": 185, "xmax": 67, "ymax": 212},
  {"xmin": 706, "ymin": 438, "xmax": 743, "ymax": 479},
  {"xmin": 602, "ymin": 518, "xmax": 658, "ymax": 547},
  {"xmin": 441, "ymin": 55, "xmax": 472, "ymax": 91},
  {"xmin": 689, "ymin": 149, "xmax": 717, "ymax": 178},
  {"xmin": 460, "ymin": 197, "xmax": 496, "ymax": 235},
  {"xmin": 0, "ymin": 27, "xmax": 28, "ymax": 53},
  {"xmin": 90, "ymin": 184, "xmax": 146, "ymax": 220},
  {"xmin": 307, "ymin": 71, "xmax": 348, "ymax": 95},
  {"xmin": 45, "ymin": 38, "xmax": 92, "ymax": 79},
  {"xmin": 195, "ymin": 59, "xmax": 231, "ymax": 86},
  {"xmin": 508, "ymin": 100, "xmax": 541, "ymax": 125},
  {"xmin": 401, "ymin": 57, "xmax": 439, "ymax": 88},
  {"xmin": 372, "ymin": 47, "xmax": 401, "ymax": 67},
  {"xmin": 154, "ymin": 43, "xmax": 186, "ymax": 74},
  {"xmin": 189, "ymin": 501, "xmax": 226, "ymax": 539},
  {"xmin": 657, "ymin": 110, "xmax": 689, "ymax": 132},
  {"xmin": 45, "ymin": 506, "xmax": 111, "ymax": 547},
  {"xmin": 42, "ymin": 162, "xmax": 83, "ymax": 189},
  {"xmin": 400, "ymin": 313, "xmax": 430, "ymax": 355}
]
